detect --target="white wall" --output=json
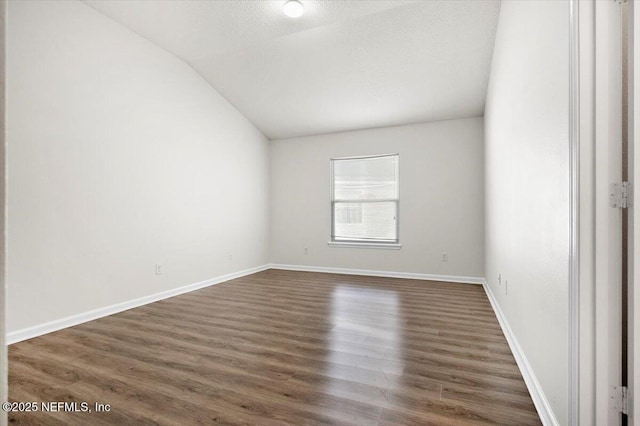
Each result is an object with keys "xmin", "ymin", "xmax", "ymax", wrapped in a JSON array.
[
  {"xmin": 7, "ymin": 0, "xmax": 269, "ymax": 333},
  {"xmin": 485, "ymin": 1, "xmax": 569, "ymax": 424},
  {"xmin": 270, "ymin": 118, "xmax": 484, "ymax": 278}
]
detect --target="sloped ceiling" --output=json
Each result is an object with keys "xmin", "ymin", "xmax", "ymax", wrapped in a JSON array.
[{"xmin": 85, "ymin": 0, "xmax": 501, "ymax": 140}]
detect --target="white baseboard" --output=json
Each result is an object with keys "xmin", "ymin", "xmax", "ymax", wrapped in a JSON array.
[
  {"xmin": 7, "ymin": 264, "xmax": 478, "ymax": 345},
  {"xmin": 481, "ymin": 280, "xmax": 558, "ymax": 426},
  {"xmin": 269, "ymin": 263, "xmax": 484, "ymax": 284},
  {"xmin": 7, "ymin": 264, "xmax": 270, "ymax": 345}
]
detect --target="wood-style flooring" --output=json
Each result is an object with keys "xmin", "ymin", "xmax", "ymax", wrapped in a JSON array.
[{"xmin": 8, "ymin": 269, "xmax": 541, "ymax": 425}]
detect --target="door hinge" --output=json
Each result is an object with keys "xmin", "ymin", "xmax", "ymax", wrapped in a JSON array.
[
  {"xmin": 611, "ymin": 385, "xmax": 632, "ymax": 415},
  {"xmin": 610, "ymin": 182, "xmax": 633, "ymax": 208}
]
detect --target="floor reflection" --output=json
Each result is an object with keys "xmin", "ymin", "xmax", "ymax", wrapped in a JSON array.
[{"xmin": 325, "ymin": 285, "xmax": 404, "ymax": 396}]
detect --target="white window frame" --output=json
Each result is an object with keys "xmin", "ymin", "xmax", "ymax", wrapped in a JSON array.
[{"xmin": 329, "ymin": 153, "xmax": 400, "ymax": 249}]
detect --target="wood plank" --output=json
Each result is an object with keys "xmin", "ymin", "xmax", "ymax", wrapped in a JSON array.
[{"xmin": 8, "ymin": 269, "xmax": 541, "ymax": 425}]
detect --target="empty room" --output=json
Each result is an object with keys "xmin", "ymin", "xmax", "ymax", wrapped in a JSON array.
[{"xmin": 0, "ymin": 0, "xmax": 636, "ymax": 425}]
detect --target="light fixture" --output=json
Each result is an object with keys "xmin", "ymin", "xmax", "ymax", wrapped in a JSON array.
[{"xmin": 283, "ymin": 0, "xmax": 304, "ymax": 18}]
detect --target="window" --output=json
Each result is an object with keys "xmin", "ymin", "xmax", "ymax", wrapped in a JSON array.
[{"xmin": 330, "ymin": 154, "xmax": 399, "ymax": 245}]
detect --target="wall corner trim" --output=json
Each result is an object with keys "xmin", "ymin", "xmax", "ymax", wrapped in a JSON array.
[
  {"xmin": 481, "ymin": 279, "xmax": 559, "ymax": 426},
  {"xmin": 7, "ymin": 264, "xmax": 271, "ymax": 345},
  {"xmin": 269, "ymin": 263, "xmax": 484, "ymax": 284}
]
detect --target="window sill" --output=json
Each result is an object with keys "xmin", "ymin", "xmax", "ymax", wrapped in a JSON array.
[{"xmin": 327, "ymin": 241, "xmax": 402, "ymax": 250}]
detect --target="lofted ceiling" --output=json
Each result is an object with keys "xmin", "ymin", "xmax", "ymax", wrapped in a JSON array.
[{"xmin": 85, "ymin": 0, "xmax": 501, "ymax": 140}]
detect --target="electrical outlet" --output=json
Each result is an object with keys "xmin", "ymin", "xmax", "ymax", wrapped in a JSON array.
[
  {"xmin": 228, "ymin": 254, "xmax": 233, "ymax": 261},
  {"xmin": 304, "ymin": 247, "xmax": 309, "ymax": 255},
  {"xmin": 441, "ymin": 252, "xmax": 448, "ymax": 262},
  {"xmin": 155, "ymin": 264, "xmax": 163, "ymax": 275}
]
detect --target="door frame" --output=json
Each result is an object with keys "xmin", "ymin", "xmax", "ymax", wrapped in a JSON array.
[
  {"xmin": 632, "ymin": 0, "xmax": 640, "ymax": 422},
  {"xmin": 575, "ymin": 0, "xmax": 635, "ymax": 425},
  {"xmin": 569, "ymin": 0, "xmax": 580, "ymax": 424},
  {"xmin": 594, "ymin": 0, "xmax": 624, "ymax": 423},
  {"xmin": 582, "ymin": 0, "xmax": 630, "ymax": 425}
]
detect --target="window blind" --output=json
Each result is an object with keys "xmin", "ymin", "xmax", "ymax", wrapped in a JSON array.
[{"xmin": 331, "ymin": 154, "xmax": 399, "ymax": 243}]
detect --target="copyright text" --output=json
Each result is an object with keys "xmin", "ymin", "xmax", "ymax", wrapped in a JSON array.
[{"xmin": 2, "ymin": 401, "xmax": 111, "ymax": 413}]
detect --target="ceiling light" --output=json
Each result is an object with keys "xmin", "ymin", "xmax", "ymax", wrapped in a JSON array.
[{"xmin": 283, "ymin": 0, "xmax": 304, "ymax": 18}]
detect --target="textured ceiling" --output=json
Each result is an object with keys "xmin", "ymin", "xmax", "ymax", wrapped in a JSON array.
[{"xmin": 85, "ymin": 0, "xmax": 501, "ymax": 140}]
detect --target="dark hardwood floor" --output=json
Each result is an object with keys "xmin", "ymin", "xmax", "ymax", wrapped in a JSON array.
[{"xmin": 8, "ymin": 269, "xmax": 541, "ymax": 425}]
